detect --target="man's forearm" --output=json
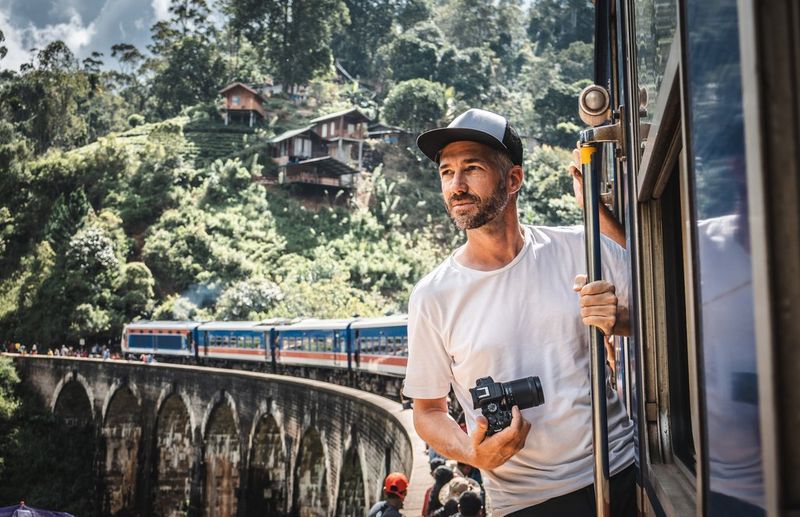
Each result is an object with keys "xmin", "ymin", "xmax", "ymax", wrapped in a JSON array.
[
  {"xmin": 600, "ymin": 204, "xmax": 626, "ymax": 248},
  {"xmin": 413, "ymin": 407, "xmax": 474, "ymax": 464}
]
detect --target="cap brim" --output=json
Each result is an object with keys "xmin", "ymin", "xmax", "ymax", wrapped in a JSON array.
[{"xmin": 417, "ymin": 127, "xmax": 508, "ymax": 163}]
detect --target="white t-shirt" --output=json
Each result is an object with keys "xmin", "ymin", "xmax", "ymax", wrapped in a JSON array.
[{"xmin": 403, "ymin": 225, "xmax": 635, "ymax": 515}]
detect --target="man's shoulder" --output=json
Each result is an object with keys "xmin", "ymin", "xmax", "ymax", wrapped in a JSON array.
[
  {"xmin": 410, "ymin": 253, "xmax": 458, "ymax": 303},
  {"xmin": 526, "ymin": 223, "xmax": 584, "ymax": 241}
]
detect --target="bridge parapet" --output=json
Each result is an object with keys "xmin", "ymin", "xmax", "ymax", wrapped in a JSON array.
[{"xmin": 11, "ymin": 355, "xmax": 427, "ymax": 516}]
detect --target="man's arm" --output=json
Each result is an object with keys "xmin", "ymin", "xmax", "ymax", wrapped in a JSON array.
[
  {"xmin": 412, "ymin": 397, "xmax": 531, "ymax": 471},
  {"xmin": 570, "ymin": 148, "xmax": 626, "ymax": 248}
]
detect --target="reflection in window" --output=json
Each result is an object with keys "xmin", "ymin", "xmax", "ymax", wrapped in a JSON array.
[
  {"xmin": 685, "ymin": 0, "xmax": 764, "ymax": 512},
  {"xmin": 635, "ymin": 0, "xmax": 677, "ymax": 123}
]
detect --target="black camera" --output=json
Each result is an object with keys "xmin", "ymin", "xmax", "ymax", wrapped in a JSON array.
[{"xmin": 469, "ymin": 376, "xmax": 545, "ymax": 436}]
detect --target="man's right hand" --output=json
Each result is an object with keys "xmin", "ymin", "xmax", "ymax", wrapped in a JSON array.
[{"xmin": 468, "ymin": 406, "xmax": 531, "ymax": 470}]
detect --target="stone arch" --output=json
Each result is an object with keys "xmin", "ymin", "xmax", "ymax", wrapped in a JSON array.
[
  {"xmin": 202, "ymin": 393, "xmax": 241, "ymax": 517},
  {"xmin": 102, "ymin": 379, "xmax": 141, "ymax": 423},
  {"xmin": 293, "ymin": 427, "xmax": 329, "ymax": 517},
  {"xmin": 51, "ymin": 371, "xmax": 95, "ymax": 422},
  {"xmin": 101, "ymin": 385, "xmax": 143, "ymax": 515},
  {"xmin": 247, "ymin": 413, "xmax": 288, "ymax": 515},
  {"xmin": 335, "ymin": 439, "xmax": 367, "ymax": 517},
  {"xmin": 52, "ymin": 377, "xmax": 93, "ymax": 426},
  {"xmin": 154, "ymin": 384, "xmax": 197, "ymax": 435},
  {"xmin": 151, "ymin": 393, "xmax": 195, "ymax": 517}
]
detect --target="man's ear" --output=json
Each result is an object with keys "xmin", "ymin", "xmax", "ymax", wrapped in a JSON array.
[{"xmin": 508, "ymin": 165, "xmax": 524, "ymax": 195}]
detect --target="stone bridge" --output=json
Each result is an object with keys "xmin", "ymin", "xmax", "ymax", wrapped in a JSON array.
[{"xmin": 12, "ymin": 355, "xmax": 427, "ymax": 516}]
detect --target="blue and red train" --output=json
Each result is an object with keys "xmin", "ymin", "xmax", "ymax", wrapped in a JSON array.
[{"xmin": 121, "ymin": 315, "xmax": 409, "ymax": 378}]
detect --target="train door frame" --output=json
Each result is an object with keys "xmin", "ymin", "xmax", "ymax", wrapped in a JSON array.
[{"xmin": 736, "ymin": 0, "xmax": 800, "ymax": 513}]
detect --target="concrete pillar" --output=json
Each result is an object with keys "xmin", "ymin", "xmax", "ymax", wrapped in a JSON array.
[{"xmin": 358, "ymin": 141, "xmax": 363, "ymax": 170}]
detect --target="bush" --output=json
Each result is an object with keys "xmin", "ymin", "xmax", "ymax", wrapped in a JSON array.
[{"xmin": 127, "ymin": 114, "xmax": 145, "ymax": 128}]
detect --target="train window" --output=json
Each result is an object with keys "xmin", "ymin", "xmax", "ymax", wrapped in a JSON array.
[
  {"xmin": 325, "ymin": 336, "xmax": 333, "ymax": 352},
  {"xmin": 635, "ymin": 0, "xmax": 677, "ymax": 129},
  {"xmin": 683, "ymin": 2, "xmax": 766, "ymax": 509}
]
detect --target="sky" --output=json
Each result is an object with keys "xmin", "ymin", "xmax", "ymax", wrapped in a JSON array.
[{"xmin": 0, "ymin": 0, "xmax": 170, "ymax": 71}]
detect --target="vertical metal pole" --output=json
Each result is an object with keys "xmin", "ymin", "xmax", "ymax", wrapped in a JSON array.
[{"xmin": 581, "ymin": 143, "xmax": 612, "ymax": 517}]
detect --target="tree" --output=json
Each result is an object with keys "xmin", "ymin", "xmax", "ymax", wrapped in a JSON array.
[
  {"xmin": 215, "ymin": 278, "xmax": 283, "ymax": 320},
  {"xmin": 117, "ymin": 262, "xmax": 156, "ymax": 318},
  {"xmin": 518, "ymin": 144, "xmax": 581, "ymax": 226},
  {"xmin": 331, "ymin": 0, "xmax": 396, "ymax": 79},
  {"xmin": 0, "ymin": 41, "xmax": 90, "ymax": 151},
  {"xmin": 377, "ymin": 22, "xmax": 444, "ymax": 82},
  {"xmin": 145, "ymin": 0, "xmax": 224, "ymax": 118},
  {"xmin": 396, "ymin": 0, "xmax": 432, "ymax": 31},
  {"xmin": 527, "ymin": 0, "xmax": 593, "ymax": 53},
  {"xmin": 383, "ymin": 79, "xmax": 447, "ymax": 133},
  {"xmin": 0, "ymin": 29, "xmax": 7, "ymax": 63},
  {"xmin": 230, "ymin": 0, "xmax": 347, "ymax": 91},
  {"xmin": 436, "ymin": 46, "xmax": 494, "ymax": 104}
]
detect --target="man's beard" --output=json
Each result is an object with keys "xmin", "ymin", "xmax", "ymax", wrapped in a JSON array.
[{"xmin": 444, "ymin": 181, "xmax": 509, "ymax": 230}]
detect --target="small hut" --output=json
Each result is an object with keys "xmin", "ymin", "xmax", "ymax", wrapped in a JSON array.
[{"xmin": 219, "ymin": 82, "xmax": 267, "ymax": 127}]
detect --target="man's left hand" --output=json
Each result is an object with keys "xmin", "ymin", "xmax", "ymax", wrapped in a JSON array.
[{"xmin": 573, "ymin": 274, "xmax": 617, "ymax": 336}]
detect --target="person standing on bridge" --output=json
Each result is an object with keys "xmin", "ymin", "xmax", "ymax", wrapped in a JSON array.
[
  {"xmin": 402, "ymin": 109, "xmax": 636, "ymax": 516},
  {"xmin": 368, "ymin": 472, "xmax": 409, "ymax": 517}
]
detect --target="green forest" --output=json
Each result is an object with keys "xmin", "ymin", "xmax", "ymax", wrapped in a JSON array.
[{"xmin": 0, "ymin": 0, "xmax": 592, "ymax": 350}]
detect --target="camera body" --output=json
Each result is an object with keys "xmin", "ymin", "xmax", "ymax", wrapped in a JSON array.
[{"xmin": 469, "ymin": 376, "xmax": 544, "ymax": 436}]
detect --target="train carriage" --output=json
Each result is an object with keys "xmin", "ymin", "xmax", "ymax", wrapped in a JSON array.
[
  {"xmin": 197, "ymin": 321, "xmax": 267, "ymax": 362},
  {"xmin": 272, "ymin": 318, "xmax": 355, "ymax": 370},
  {"xmin": 351, "ymin": 315, "xmax": 408, "ymax": 377},
  {"xmin": 121, "ymin": 321, "xmax": 199, "ymax": 358}
]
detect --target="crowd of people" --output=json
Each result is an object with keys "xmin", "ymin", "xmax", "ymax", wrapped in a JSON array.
[
  {"xmin": 0, "ymin": 341, "xmax": 158, "ymax": 364},
  {"xmin": 371, "ymin": 435, "xmax": 486, "ymax": 517}
]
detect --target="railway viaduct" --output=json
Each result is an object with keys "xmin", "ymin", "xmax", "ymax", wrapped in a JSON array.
[{"xmin": 11, "ymin": 355, "xmax": 427, "ymax": 516}]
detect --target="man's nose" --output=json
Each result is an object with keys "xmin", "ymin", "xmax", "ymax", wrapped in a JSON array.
[{"xmin": 450, "ymin": 169, "xmax": 468, "ymax": 193}]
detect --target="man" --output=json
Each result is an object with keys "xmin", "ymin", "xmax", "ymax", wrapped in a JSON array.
[
  {"xmin": 368, "ymin": 472, "xmax": 409, "ymax": 517},
  {"xmin": 403, "ymin": 109, "xmax": 635, "ymax": 516}
]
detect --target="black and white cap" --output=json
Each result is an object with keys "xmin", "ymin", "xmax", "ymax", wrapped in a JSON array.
[{"xmin": 416, "ymin": 108, "xmax": 523, "ymax": 166}]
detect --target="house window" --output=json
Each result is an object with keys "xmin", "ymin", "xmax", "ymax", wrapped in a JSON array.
[
  {"xmin": 322, "ymin": 124, "xmax": 328, "ymax": 138},
  {"xmin": 232, "ymin": 95, "xmax": 240, "ymax": 106},
  {"xmin": 348, "ymin": 123, "xmax": 355, "ymax": 136},
  {"xmin": 330, "ymin": 121, "xmax": 335, "ymax": 136}
]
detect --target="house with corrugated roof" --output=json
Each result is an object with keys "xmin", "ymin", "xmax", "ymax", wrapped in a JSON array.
[{"xmin": 268, "ymin": 108, "xmax": 371, "ymax": 196}]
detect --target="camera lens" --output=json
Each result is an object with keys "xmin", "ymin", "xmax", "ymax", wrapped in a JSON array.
[{"xmin": 505, "ymin": 376, "xmax": 545, "ymax": 409}]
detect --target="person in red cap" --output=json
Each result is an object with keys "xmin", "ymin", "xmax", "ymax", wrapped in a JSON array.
[{"xmin": 368, "ymin": 472, "xmax": 409, "ymax": 517}]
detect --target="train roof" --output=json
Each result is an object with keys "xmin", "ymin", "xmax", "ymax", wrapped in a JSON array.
[
  {"xmin": 272, "ymin": 318, "xmax": 356, "ymax": 332},
  {"xmin": 196, "ymin": 321, "xmax": 262, "ymax": 331},
  {"xmin": 350, "ymin": 315, "xmax": 408, "ymax": 329},
  {"xmin": 125, "ymin": 321, "xmax": 201, "ymax": 330}
]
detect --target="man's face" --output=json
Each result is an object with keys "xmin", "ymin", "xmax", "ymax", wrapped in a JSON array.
[{"xmin": 438, "ymin": 141, "xmax": 509, "ymax": 230}]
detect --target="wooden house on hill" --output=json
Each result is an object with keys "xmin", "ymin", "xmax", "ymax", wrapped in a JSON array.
[
  {"xmin": 220, "ymin": 82, "xmax": 266, "ymax": 127},
  {"xmin": 267, "ymin": 108, "xmax": 371, "ymax": 206}
]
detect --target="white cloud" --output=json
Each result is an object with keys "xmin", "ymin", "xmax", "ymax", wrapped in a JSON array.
[
  {"xmin": 0, "ymin": 9, "xmax": 96, "ymax": 71},
  {"xmin": 151, "ymin": 0, "xmax": 169, "ymax": 21}
]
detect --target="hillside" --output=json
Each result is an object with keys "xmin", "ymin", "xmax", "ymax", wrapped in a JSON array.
[{"xmin": 0, "ymin": 0, "xmax": 590, "ymax": 348}]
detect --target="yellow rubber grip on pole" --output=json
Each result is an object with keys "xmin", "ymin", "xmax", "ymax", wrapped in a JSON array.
[{"xmin": 580, "ymin": 146, "xmax": 596, "ymax": 165}]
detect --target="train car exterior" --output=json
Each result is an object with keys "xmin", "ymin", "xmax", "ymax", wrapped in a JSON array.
[
  {"xmin": 196, "ymin": 321, "xmax": 267, "ymax": 362},
  {"xmin": 579, "ymin": 0, "xmax": 800, "ymax": 515},
  {"xmin": 352, "ymin": 315, "xmax": 408, "ymax": 377},
  {"xmin": 121, "ymin": 321, "xmax": 199, "ymax": 358},
  {"xmin": 272, "ymin": 318, "xmax": 355, "ymax": 370}
]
